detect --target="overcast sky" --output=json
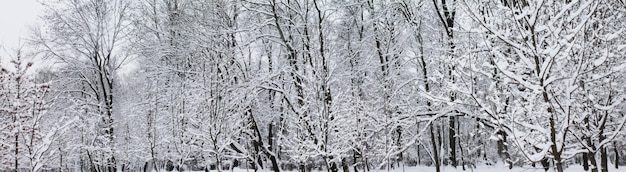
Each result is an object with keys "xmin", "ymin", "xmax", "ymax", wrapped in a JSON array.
[{"xmin": 0, "ymin": 0, "xmax": 42, "ymax": 59}]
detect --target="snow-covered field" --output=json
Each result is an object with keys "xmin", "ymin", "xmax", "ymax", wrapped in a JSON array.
[
  {"xmin": 179, "ymin": 165, "xmax": 626, "ymax": 172},
  {"xmin": 381, "ymin": 165, "xmax": 622, "ymax": 172}
]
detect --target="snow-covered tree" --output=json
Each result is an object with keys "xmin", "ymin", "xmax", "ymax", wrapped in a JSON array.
[
  {"xmin": 464, "ymin": 0, "xmax": 626, "ymax": 172},
  {"xmin": 9, "ymin": 0, "xmax": 625, "ymax": 171},
  {"xmin": 35, "ymin": 0, "xmax": 132, "ymax": 171}
]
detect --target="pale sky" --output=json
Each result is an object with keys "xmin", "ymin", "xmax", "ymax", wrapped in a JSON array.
[{"xmin": 0, "ymin": 0, "xmax": 42, "ymax": 60}]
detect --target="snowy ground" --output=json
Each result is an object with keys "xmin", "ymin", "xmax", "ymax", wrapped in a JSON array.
[
  {"xmin": 381, "ymin": 165, "xmax": 624, "ymax": 172},
  {"xmin": 178, "ymin": 165, "xmax": 626, "ymax": 172}
]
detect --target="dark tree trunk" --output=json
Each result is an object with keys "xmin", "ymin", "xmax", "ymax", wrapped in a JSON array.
[
  {"xmin": 585, "ymin": 116, "xmax": 598, "ymax": 172},
  {"xmin": 496, "ymin": 130, "xmax": 512, "ymax": 169},
  {"xmin": 268, "ymin": 124, "xmax": 280, "ymax": 172},
  {"xmin": 549, "ymin": 112, "xmax": 564, "ymax": 172},
  {"xmin": 601, "ymin": 147, "xmax": 608, "ymax": 172},
  {"xmin": 590, "ymin": 149, "xmax": 599, "ymax": 172},
  {"xmin": 341, "ymin": 158, "xmax": 350, "ymax": 172},
  {"xmin": 246, "ymin": 107, "xmax": 279, "ymax": 172},
  {"xmin": 15, "ymin": 129, "xmax": 18, "ymax": 171},
  {"xmin": 583, "ymin": 152, "xmax": 590, "ymax": 171},
  {"xmin": 299, "ymin": 163, "xmax": 306, "ymax": 172},
  {"xmin": 449, "ymin": 117, "xmax": 457, "ymax": 167},
  {"xmin": 432, "ymin": 0, "xmax": 457, "ymax": 166},
  {"xmin": 353, "ymin": 150, "xmax": 360, "ymax": 172},
  {"xmin": 329, "ymin": 163, "xmax": 339, "ymax": 172},
  {"xmin": 430, "ymin": 124, "xmax": 441, "ymax": 172}
]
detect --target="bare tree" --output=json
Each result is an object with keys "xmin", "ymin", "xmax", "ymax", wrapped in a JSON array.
[{"xmin": 36, "ymin": 0, "xmax": 131, "ymax": 171}]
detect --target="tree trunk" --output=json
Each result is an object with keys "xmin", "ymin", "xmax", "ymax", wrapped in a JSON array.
[
  {"xmin": 430, "ymin": 124, "xmax": 441, "ymax": 172},
  {"xmin": 585, "ymin": 115, "xmax": 598, "ymax": 172},
  {"xmin": 599, "ymin": 110, "xmax": 608, "ymax": 172},
  {"xmin": 15, "ymin": 127, "xmax": 19, "ymax": 171},
  {"xmin": 583, "ymin": 152, "xmax": 590, "ymax": 171},
  {"xmin": 590, "ymin": 150, "xmax": 598, "ymax": 172},
  {"xmin": 247, "ymin": 107, "xmax": 279, "ymax": 172},
  {"xmin": 417, "ymin": 122, "xmax": 422, "ymax": 166},
  {"xmin": 457, "ymin": 122, "xmax": 465, "ymax": 171},
  {"xmin": 268, "ymin": 124, "xmax": 280, "ymax": 172},
  {"xmin": 549, "ymin": 114, "xmax": 564, "ymax": 172},
  {"xmin": 328, "ymin": 158, "xmax": 339, "ymax": 172},
  {"xmin": 341, "ymin": 158, "xmax": 350, "ymax": 172},
  {"xmin": 432, "ymin": 0, "xmax": 458, "ymax": 165},
  {"xmin": 60, "ymin": 148, "xmax": 65, "ymax": 172},
  {"xmin": 353, "ymin": 150, "xmax": 360, "ymax": 172},
  {"xmin": 449, "ymin": 117, "xmax": 457, "ymax": 167},
  {"xmin": 496, "ymin": 130, "xmax": 512, "ymax": 169},
  {"xmin": 615, "ymin": 142, "xmax": 619, "ymax": 169},
  {"xmin": 299, "ymin": 163, "xmax": 306, "ymax": 172},
  {"xmin": 601, "ymin": 147, "xmax": 608, "ymax": 172}
]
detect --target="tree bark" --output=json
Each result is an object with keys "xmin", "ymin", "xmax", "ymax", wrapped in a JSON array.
[
  {"xmin": 432, "ymin": 0, "xmax": 457, "ymax": 167},
  {"xmin": 430, "ymin": 125, "xmax": 441, "ymax": 172},
  {"xmin": 615, "ymin": 142, "xmax": 619, "ymax": 169},
  {"xmin": 14, "ymin": 118, "xmax": 19, "ymax": 171},
  {"xmin": 549, "ymin": 114, "xmax": 564, "ymax": 172},
  {"xmin": 601, "ymin": 147, "xmax": 608, "ymax": 172},
  {"xmin": 583, "ymin": 152, "xmax": 590, "ymax": 171},
  {"xmin": 496, "ymin": 130, "xmax": 512, "ymax": 169},
  {"xmin": 584, "ymin": 115, "xmax": 598, "ymax": 172}
]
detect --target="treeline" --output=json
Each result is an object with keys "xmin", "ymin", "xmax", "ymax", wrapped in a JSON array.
[{"xmin": 1, "ymin": 0, "xmax": 625, "ymax": 172}]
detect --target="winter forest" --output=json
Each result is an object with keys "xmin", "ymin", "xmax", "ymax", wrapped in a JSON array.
[{"xmin": 1, "ymin": 0, "xmax": 626, "ymax": 172}]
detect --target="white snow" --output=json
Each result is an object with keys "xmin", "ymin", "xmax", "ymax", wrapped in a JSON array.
[
  {"xmin": 174, "ymin": 165, "xmax": 624, "ymax": 172},
  {"xmin": 593, "ymin": 49, "xmax": 608, "ymax": 66}
]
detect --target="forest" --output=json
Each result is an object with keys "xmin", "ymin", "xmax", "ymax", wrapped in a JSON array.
[{"xmin": 0, "ymin": 0, "xmax": 625, "ymax": 172}]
